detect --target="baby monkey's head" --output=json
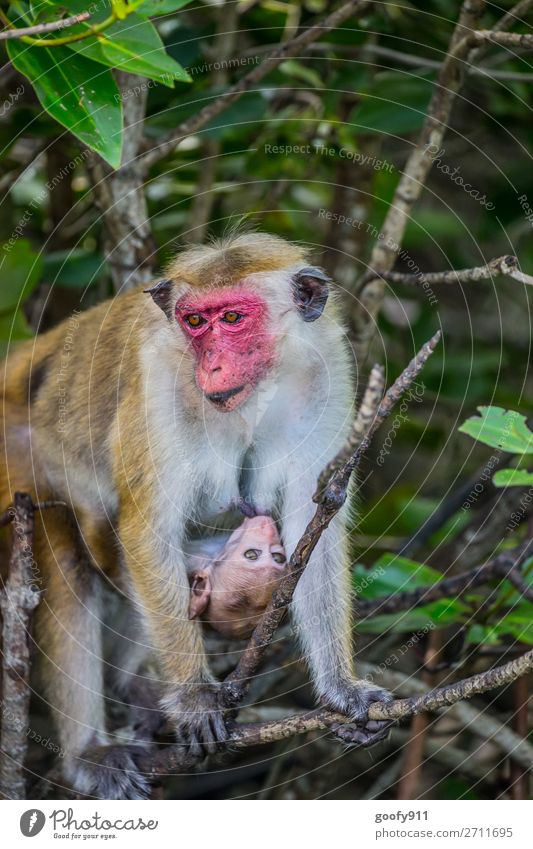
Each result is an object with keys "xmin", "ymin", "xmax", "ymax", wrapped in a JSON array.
[{"xmin": 188, "ymin": 516, "xmax": 287, "ymax": 639}]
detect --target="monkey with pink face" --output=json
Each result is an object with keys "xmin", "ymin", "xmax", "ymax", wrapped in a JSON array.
[{"xmin": 0, "ymin": 233, "xmax": 392, "ymax": 798}]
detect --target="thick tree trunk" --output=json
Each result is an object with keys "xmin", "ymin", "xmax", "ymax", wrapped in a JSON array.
[{"xmin": 88, "ymin": 73, "xmax": 157, "ymax": 292}]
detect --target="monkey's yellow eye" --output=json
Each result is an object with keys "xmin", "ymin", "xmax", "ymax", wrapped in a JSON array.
[
  {"xmin": 244, "ymin": 549, "xmax": 260, "ymax": 560},
  {"xmin": 272, "ymin": 552, "xmax": 286, "ymax": 564},
  {"xmin": 185, "ymin": 313, "xmax": 205, "ymax": 327},
  {"xmin": 222, "ymin": 311, "xmax": 242, "ymax": 324}
]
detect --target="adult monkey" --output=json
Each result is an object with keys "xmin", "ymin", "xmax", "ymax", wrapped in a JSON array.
[{"xmin": 0, "ymin": 233, "xmax": 391, "ymax": 798}]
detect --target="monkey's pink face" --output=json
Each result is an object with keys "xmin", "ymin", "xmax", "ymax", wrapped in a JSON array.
[{"xmin": 175, "ymin": 287, "xmax": 277, "ymax": 411}]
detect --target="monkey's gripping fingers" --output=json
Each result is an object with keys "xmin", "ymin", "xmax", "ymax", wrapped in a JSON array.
[
  {"xmin": 329, "ymin": 718, "xmax": 393, "ymax": 748},
  {"xmin": 162, "ymin": 682, "xmax": 230, "ymax": 759},
  {"xmin": 324, "ymin": 679, "xmax": 394, "ymax": 748},
  {"xmin": 72, "ymin": 743, "xmax": 152, "ymax": 800}
]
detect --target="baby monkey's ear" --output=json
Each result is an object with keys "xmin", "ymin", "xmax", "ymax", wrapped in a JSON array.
[{"xmin": 188, "ymin": 570, "xmax": 212, "ymax": 619}]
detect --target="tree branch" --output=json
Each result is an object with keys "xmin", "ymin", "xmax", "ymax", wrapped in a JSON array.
[
  {"xmin": 88, "ymin": 73, "xmax": 157, "ymax": 291},
  {"xmin": 360, "ymin": 254, "xmax": 533, "ymax": 290},
  {"xmin": 0, "ymin": 12, "xmax": 90, "ymax": 41},
  {"xmin": 137, "ymin": 645, "xmax": 533, "ymax": 773},
  {"xmin": 354, "ymin": 0, "xmax": 487, "ymax": 361},
  {"xmin": 470, "ymin": 0, "xmax": 533, "ymax": 65},
  {"xmin": 357, "ymin": 540, "xmax": 533, "ymax": 618},
  {"xmin": 363, "ymin": 661, "xmax": 533, "ymax": 771},
  {"xmin": 0, "ymin": 493, "xmax": 40, "ymax": 799},
  {"xmin": 139, "ymin": 0, "xmax": 371, "ymax": 170}
]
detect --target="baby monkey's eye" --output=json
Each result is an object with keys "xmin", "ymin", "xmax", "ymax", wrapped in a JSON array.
[
  {"xmin": 244, "ymin": 549, "xmax": 260, "ymax": 560},
  {"xmin": 222, "ymin": 311, "xmax": 243, "ymax": 324},
  {"xmin": 185, "ymin": 313, "xmax": 206, "ymax": 327},
  {"xmin": 272, "ymin": 552, "xmax": 286, "ymax": 564}
]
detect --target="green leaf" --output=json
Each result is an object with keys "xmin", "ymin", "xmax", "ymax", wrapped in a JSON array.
[
  {"xmin": 136, "ymin": 0, "xmax": 194, "ymax": 14},
  {"xmin": 354, "ymin": 553, "xmax": 469, "ymax": 633},
  {"xmin": 494, "ymin": 605, "xmax": 533, "ymax": 644},
  {"xmin": 0, "ymin": 309, "xmax": 33, "ymax": 357},
  {"xmin": 43, "ymin": 249, "xmax": 106, "ymax": 288},
  {"xmin": 68, "ymin": 13, "xmax": 190, "ymax": 86},
  {"xmin": 493, "ymin": 468, "xmax": 533, "ymax": 487},
  {"xmin": 353, "ymin": 553, "xmax": 444, "ymax": 600},
  {"xmin": 7, "ymin": 40, "xmax": 123, "ymax": 168},
  {"xmin": 0, "ymin": 240, "xmax": 42, "ymax": 311},
  {"xmin": 459, "ymin": 406, "xmax": 533, "ymax": 454},
  {"xmin": 466, "ymin": 624, "xmax": 502, "ymax": 646},
  {"xmin": 358, "ymin": 597, "xmax": 469, "ymax": 634}
]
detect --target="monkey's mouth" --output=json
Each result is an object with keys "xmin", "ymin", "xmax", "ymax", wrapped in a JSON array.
[{"xmin": 205, "ymin": 385, "xmax": 246, "ymax": 409}]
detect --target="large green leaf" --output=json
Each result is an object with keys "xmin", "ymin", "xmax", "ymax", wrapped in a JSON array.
[
  {"xmin": 358, "ymin": 597, "xmax": 469, "ymax": 634},
  {"xmin": 68, "ymin": 12, "xmax": 190, "ymax": 86},
  {"xmin": 8, "ymin": 40, "xmax": 123, "ymax": 168},
  {"xmin": 354, "ymin": 553, "xmax": 469, "ymax": 633},
  {"xmin": 43, "ymin": 249, "xmax": 106, "ymax": 288},
  {"xmin": 459, "ymin": 406, "xmax": 533, "ymax": 454},
  {"xmin": 0, "ymin": 309, "xmax": 33, "ymax": 357},
  {"xmin": 137, "ymin": 0, "xmax": 194, "ymax": 14},
  {"xmin": 0, "ymin": 240, "xmax": 42, "ymax": 311},
  {"xmin": 498, "ymin": 606, "xmax": 533, "ymax": 644},
  {"xmin": 353, "ymin": 553, "xmax": 444, "ymax": 600}
]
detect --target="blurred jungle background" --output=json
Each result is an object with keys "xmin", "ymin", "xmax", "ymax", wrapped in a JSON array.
[{"xmin": 1, "ymin": 0, "xmax": 533, "ymax": 801}]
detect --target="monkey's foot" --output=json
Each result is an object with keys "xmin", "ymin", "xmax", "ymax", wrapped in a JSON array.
[
  {"xmin": 131, "ymin": 705, "xmax": 168, "ymax": 741},
  {"xmin": 73, "ymin": 743, "xmax": 151, "ymax": 800},
  {"xmin": 162, "ymin": 682, "xmax": 230, "ymax": 759},
  {"xmin": 324, "ymin": 680, "xmax": 394, "ymax": 748}
]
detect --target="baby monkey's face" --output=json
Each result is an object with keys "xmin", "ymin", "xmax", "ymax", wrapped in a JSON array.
[{"xmin": 188, "ymin": 516, "xmax": 287, "ymax": 639}]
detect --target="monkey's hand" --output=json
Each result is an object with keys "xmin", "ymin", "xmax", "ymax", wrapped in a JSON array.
[
  {"xmin": 161, "ymin": 681, "xmax": 229, "ymax": 758},
  {"xmin": 324, "ymin": 679, "xmax": 394, "ymax": 748}
]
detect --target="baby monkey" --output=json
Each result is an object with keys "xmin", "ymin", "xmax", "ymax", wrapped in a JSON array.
[
  {"xmin": 114, "ymin": 515, "xmax": 286, "ymax": 743},
  {"xmin": 186, "ymin": 515, "xmax": 287, "ymax": 639}
]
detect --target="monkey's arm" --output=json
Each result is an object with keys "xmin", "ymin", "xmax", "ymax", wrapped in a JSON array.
[
  {"xmin": 116, "ymin": 495, "xmax": 229, "ymax": 753},
  {"xmin": 280, "ymin": 466, "xmax": 393, "ymax": 747}
]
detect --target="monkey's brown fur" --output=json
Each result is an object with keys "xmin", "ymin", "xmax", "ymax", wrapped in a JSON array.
[
  {"xmin": 0, "ymin": 233, "xmax": 392, "ymax": 798},
  {"xmin": 165, "ymin": 232, "xmax": 307, "ymax": 286}
]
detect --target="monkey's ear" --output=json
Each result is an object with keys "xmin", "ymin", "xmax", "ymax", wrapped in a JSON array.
[
  {"xmin": 188, "ymin": 571, "xmax": 212, "ymax": 620},
  {"xmin": 144, "ymin": 279, "xmax": 174, "ymax": 321},
  {"xmin": 291, "ymin": 266, "xmax": 330, "ymax": 322}
]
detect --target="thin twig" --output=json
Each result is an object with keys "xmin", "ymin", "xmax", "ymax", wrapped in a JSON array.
[
  {"xmin": 363, "ymin": 662, "xmax": 533, "ymax": 772},
  {"xmin": 358, "ymin": 541, "xmax": 533, "ymax": 618},
  {"xmin": 360, "ymin": 254, "xmax": 533, "ymax": 289},
  {"xmin": 0, "ymin": 499, "xmax": 66, "ymax": 527},
  {"xmin": 33, "ymin": 500, "xmax": 67, "ymax": 513},
  {"xmin": 470, "ymin": 0, "xmax": 533, "ymax": 64},
  {"xmin": 140, "ymin": 0, "xmax": 371, "ymax": 169},
  {"xmin": 0, "ymin": 12, "xmax": 90, "ymax": 41},
  {"xmin": 302, "ymin": 41, "xmax": 533, "ymax": 82}
]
